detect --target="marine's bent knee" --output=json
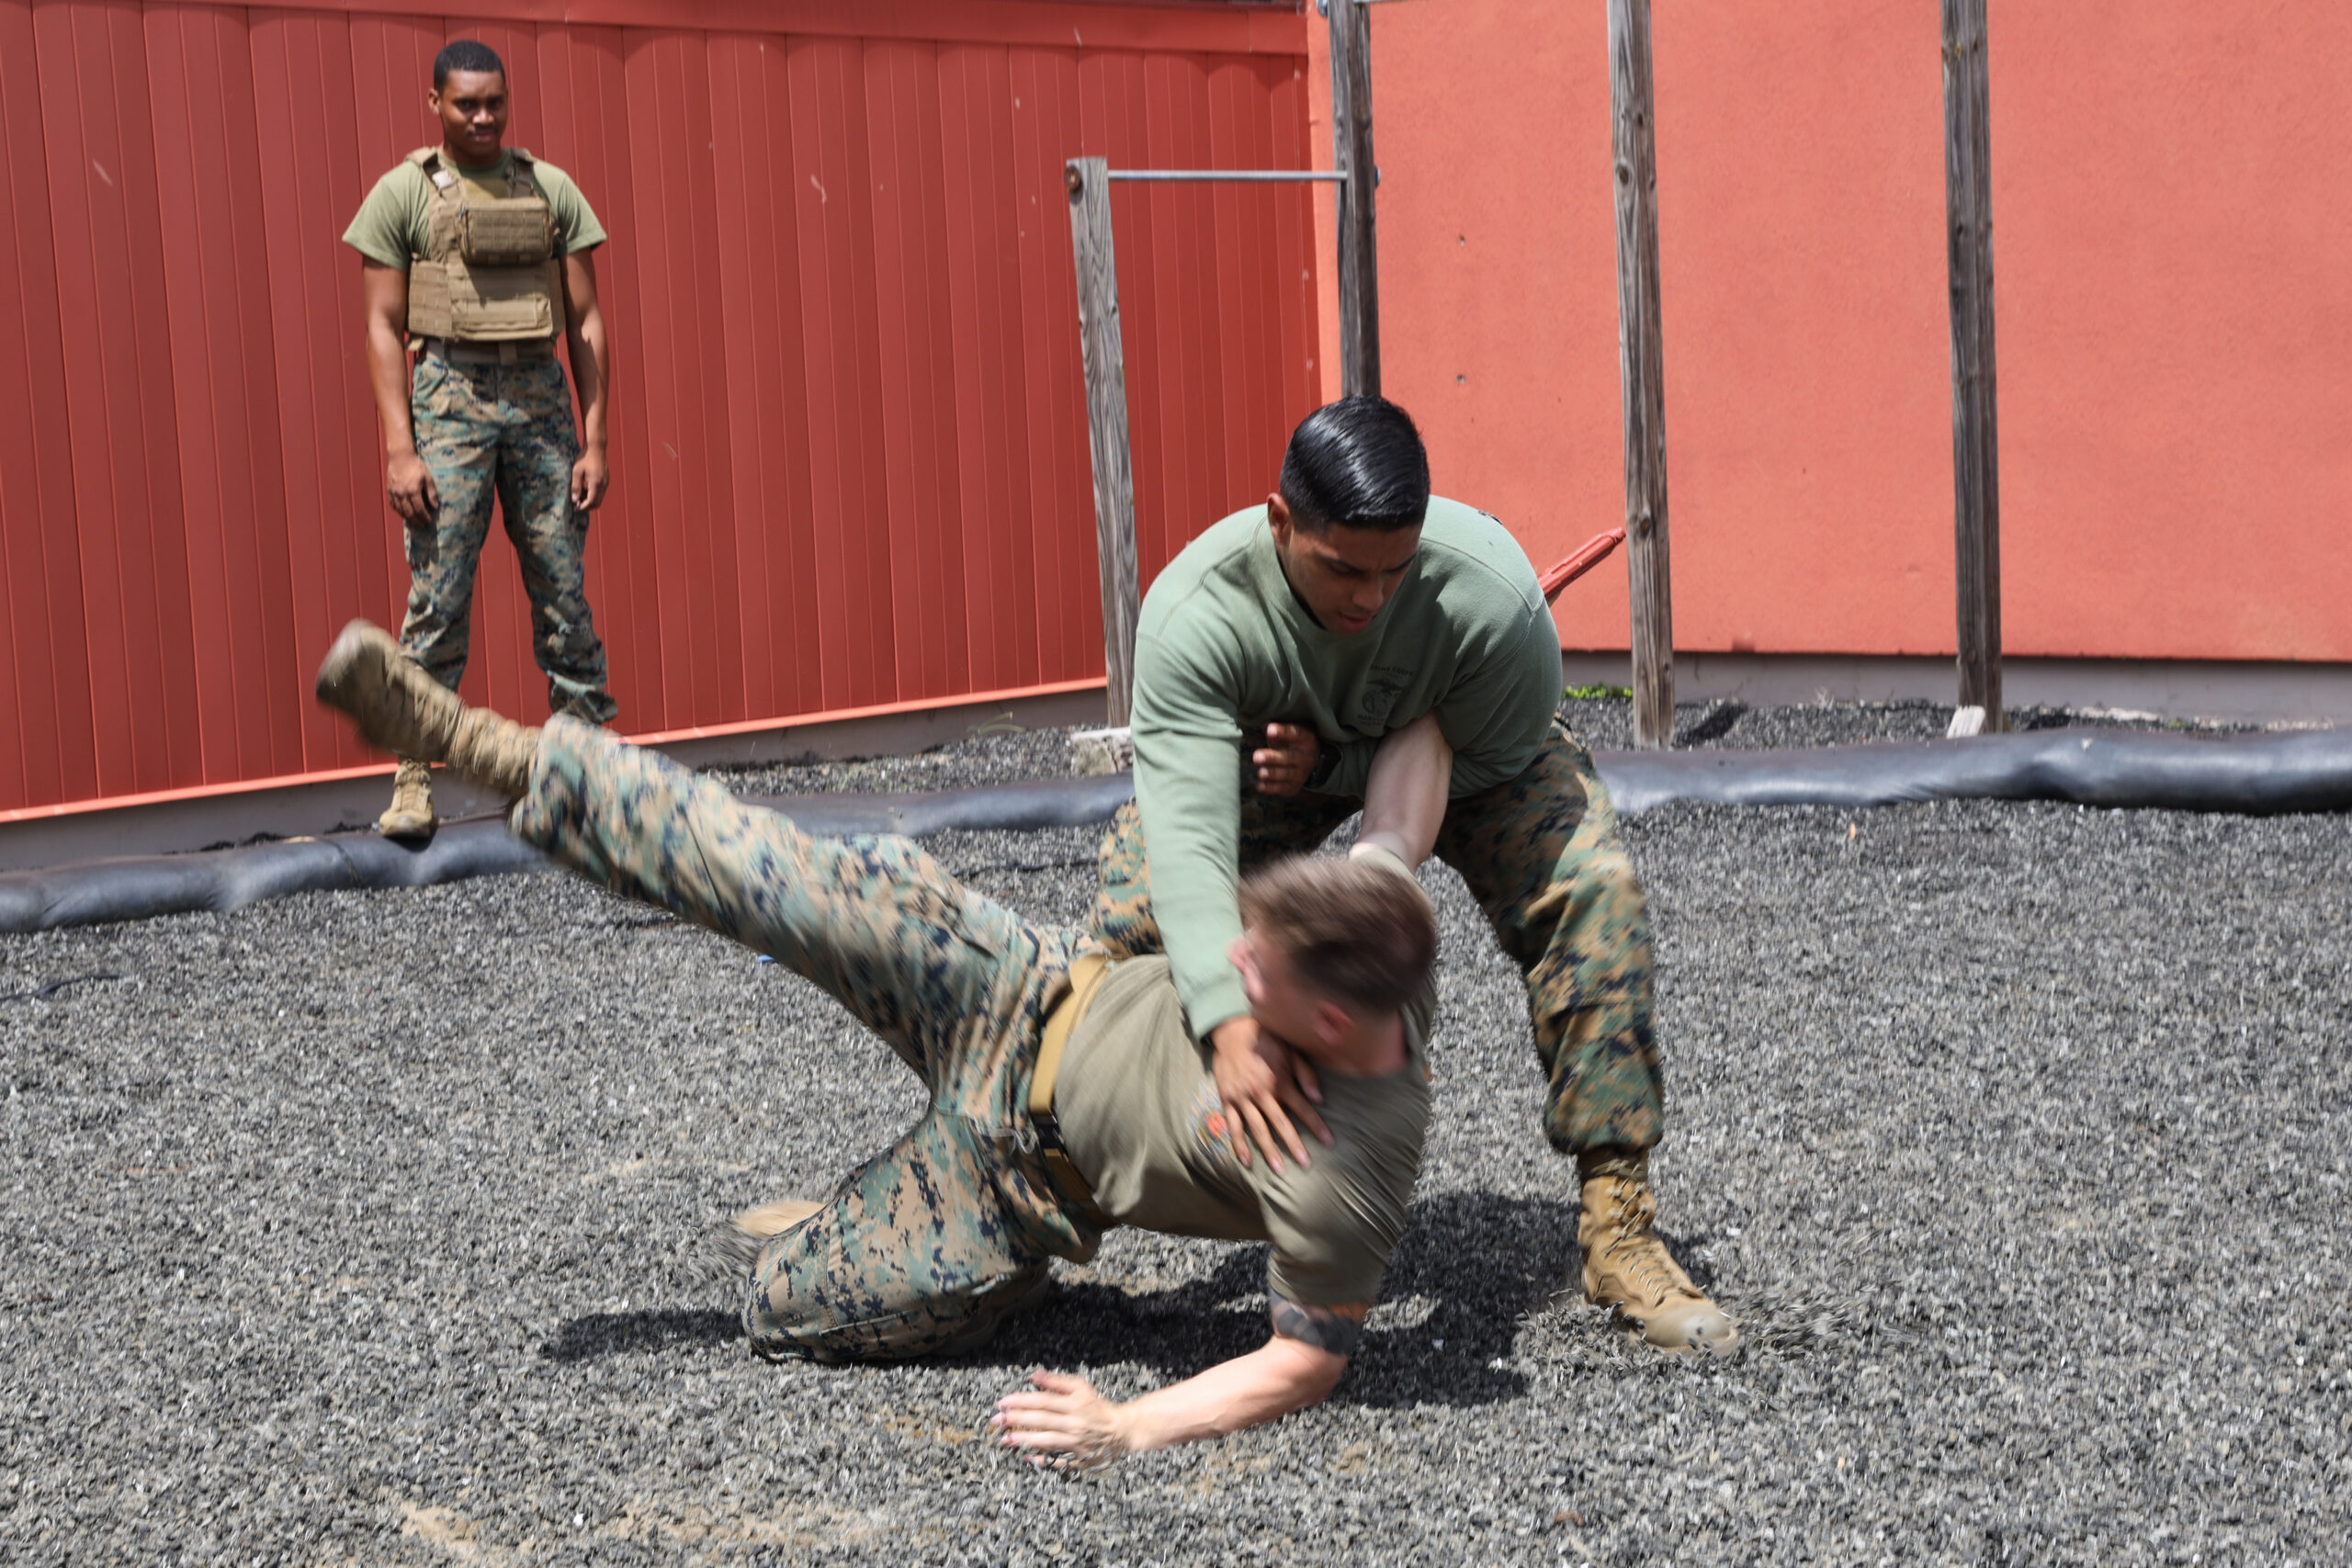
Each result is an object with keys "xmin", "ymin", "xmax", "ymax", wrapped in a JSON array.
[
  {"xmin": 1577, "ymin": 847, "xmax": 1646, "ymax": 908},
  {"xmin": 749, "ymin": 1303, "xmax": 1001, "ymax": 1365},
  {"xmin": 1529, "ymin": 842, "xmax": 1647, "ymax": 931}
]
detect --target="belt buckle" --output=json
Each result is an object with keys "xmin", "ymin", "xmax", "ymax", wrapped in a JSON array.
[{"xmin": 1027, "ymin": 1103, "xmax": 1090, "ymax": 1209}]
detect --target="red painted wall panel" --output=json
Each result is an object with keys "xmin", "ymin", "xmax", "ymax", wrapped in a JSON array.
[
  {"xmin": 866, "ymin": 38, "xmax": 969, "ymax": 706},
  {"xmin": 0, "ymin": 1, "xmax": 99, "ymax": 807},
  {"xmin": 937, "ymin": 42, "xmax": 1035, "ymax": 698},
  {"xmin": 26, "ymin": 0, "xmax": 2337, "ymax": 818},
  {"xmin": 789, "ymin": 34, "xmax": 898, "ymax": 714},
  {"xmin": 0, "ymin": 0, "xmax": 1318, "ymax": 814},
  {"xmin": 1990, "ymin": 0, "xmax": 2352, "ymax": 662},
  {"xmin": 37, "ymin": 0, "xmax": 208, "ymax": 797},
  {"xmin": 1007, "ymin": 44, "xmax": 1098, "ymax": 688},
  {"xmin": 144, "ymin": 4, "xmax": 307, "ymax": 783},
  {"xmin": 1358, "ymin": 0, "xmax": 2352, "ymax": 666}
]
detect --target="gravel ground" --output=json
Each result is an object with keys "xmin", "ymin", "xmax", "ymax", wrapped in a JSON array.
[{"xmin": 4, "ymin": 703, "xmax": 2346, "ymax": 1564}]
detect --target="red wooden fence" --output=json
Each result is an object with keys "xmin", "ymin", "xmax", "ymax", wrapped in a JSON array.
[{"xmin": 0, "ymin": 0, "xmax": 1319, "ymax": 815}]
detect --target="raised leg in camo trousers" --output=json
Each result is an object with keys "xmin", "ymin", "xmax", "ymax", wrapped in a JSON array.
[{"xmin": 509, "ymin": 718, "xmax": 1103, "ymax": 1361}]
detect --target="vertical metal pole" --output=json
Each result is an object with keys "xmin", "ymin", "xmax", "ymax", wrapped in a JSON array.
[
  {"xmin": 1609, "ymin": 0, "xmax": 1674, "ymax": 749},
  {"xmin": 1066, "ymin": 158, "xmax": 1141, "ymax": 728},
  {"xmin": 1942, "ymin": 0, "xmax": 2003, "ymax": 731},
  {"xmin": 1328, "ymin": 0, "xmax": 1380, "ymax": 398}
]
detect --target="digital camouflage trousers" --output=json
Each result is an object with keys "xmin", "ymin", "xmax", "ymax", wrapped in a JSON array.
[
  {"xmin": 508, "ymin": 717, "xmax": 1104, "ymax": 1362},
  {"xmin": 401, "ymin": 356, "xmax": 616, "ymax": 723},
  {"xmin": 1092, "ymin": 720, "xmax": 1664, "ymax": 1155}
]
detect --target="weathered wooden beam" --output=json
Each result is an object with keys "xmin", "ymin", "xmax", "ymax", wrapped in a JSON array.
[
  {"xmin": 1942, "ymin": 0, "xmax": 2003, "ymax": 731},
  {"xmin": 1608, "ymin": 0, "xmax": 1674, "ymax": 749},
  {"xmin": 1065, "ymin": 157, "xmax": 1141, "ymax": 728},
  {"xmin": 1327, "ymin": 0, "xmax": 1380, "ymax": 397}
]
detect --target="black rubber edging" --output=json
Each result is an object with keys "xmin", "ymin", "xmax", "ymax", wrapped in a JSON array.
[
  {"xmin": 1, "ymin": 728, "xmax": 2344, "ymax": 936},
  {"xmin": 0, "ymin": 774, "xmax": 1137, "ymax": 936},
  {"xmin": 1599, "ymin": 725, "xmax": 2352, "ymax": 816}
]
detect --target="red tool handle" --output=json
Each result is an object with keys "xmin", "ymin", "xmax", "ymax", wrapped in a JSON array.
[{"xmin": 1538, "ymin": 528, "xmax": 1626, "ymax": 602}]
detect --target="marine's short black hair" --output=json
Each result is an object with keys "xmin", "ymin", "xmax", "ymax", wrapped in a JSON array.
[
  {"xmin": 1277, "ymin": 396, "xmax": 1431, "ymax": 534},
  {"xmin": 434, "ymin": 39, "xmax": 507, "ymax": 92}
]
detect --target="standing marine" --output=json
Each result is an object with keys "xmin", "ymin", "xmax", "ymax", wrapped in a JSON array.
[
  {"xmin": 342, "ymin": 37, "xmax": 619, "ymax": 840},
  {"xmin": 1094, "ymin": 394, "xmax": 1739, "ymax": 1353}
]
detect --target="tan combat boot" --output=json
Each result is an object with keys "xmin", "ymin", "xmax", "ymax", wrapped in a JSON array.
[
  {"xmin": 687, "ymin": 1198, "xmax": 824, "ymax": 1297},
  {"xmin": 316, "ymin": 621, "xmax": 539, "ymax": 799},
  {"xmin": 377, "ymin": 757, "xmax": 438, "ymax": 841},
  {"xmin": 1577, "ymin": 1150, "xmax": 1739, "ymax": 1355}
]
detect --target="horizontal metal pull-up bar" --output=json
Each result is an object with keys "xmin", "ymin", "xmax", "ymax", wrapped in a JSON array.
[
  {"xmin": 1103, "ymin": 169, "xmax": 1345, "ymax": 183},
  {"xmin": 1065, "ymin": 146, "xmax": 1372, "ymax": 723}
]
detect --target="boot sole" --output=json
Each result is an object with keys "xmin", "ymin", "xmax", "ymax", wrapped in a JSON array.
[
  {"xmin": 316, "ymin": 619, "xmax": 394, "ymax": 708},
  {"xmin": 1597, "ymin": 1299, "xmax": 1742, "ymax": 1358}
]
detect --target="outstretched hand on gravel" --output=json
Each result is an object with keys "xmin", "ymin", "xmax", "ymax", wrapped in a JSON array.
[{"xmin": 991, "ymin": 1370, "xmax": 1125, "ymax": 1471}]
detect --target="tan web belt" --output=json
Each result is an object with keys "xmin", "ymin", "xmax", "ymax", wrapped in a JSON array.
[
  {"xmin": 415, "ymin": 335, "xmax": 556, "ymax": 366},
  {"xmin": 1027, "ymin": 952, "xmax": 1113, "ymax": 1213}
]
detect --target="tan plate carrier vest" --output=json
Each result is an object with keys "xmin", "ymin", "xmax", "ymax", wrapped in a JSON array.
[{"xmin": 403, "ymin": 146, "xmax": 566, "ymax": 344}]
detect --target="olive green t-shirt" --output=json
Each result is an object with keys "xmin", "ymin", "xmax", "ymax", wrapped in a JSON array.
[
  {"xmin": 1130, "ymin": 497, "xmax": 1562, "ymax": 1038},
  {"xmin": 1054, "ymin": 954, "xmax": 1434, "ymax": 1309},
  {"xmin": 340, "ymin": 149, "xmax": 607, "ymax": 269}
]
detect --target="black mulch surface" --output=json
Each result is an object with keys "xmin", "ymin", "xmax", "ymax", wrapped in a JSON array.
[{"xmin": 3, "ymin": 701, "xmax": 2343, "ymax": 1564}]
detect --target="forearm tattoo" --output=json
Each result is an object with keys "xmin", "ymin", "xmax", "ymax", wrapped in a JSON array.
[{"xmin": 1269, "ymin": 1295, "xmax": 1368, "ymax": 1356}]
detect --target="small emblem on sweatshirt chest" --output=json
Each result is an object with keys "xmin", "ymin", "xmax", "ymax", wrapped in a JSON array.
[{"xmin": 1351, "ymin": 665, "xmax": 1417, "ymax": 731}]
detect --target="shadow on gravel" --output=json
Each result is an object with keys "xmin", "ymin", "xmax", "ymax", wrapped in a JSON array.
[
  {"xmin": 532, "ymin": 1192, "xmax": 1702, "ymax": 1406},
  {"xmin": 971, "ymin": 1191, "xmax": 1587, "ymax": 1409},
  {"xmin": 539, "ymin": 1308, "xmax": 741, "ymax": 1362}
]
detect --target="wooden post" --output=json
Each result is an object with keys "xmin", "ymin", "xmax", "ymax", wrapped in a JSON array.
[
  {"xmin": 1066, "ymin": 158, "xmax": 1141, "ymax": 728},
  {"xmin": 1942, "ymin": 0, "xmax": 2003, "ymax": 731},
  {"xmin": 1608, "ymin": 0, "xmax": 1674, "ymax": 749},
  {"xmin": 1327, "ymin": 0, "xmax": 1379, "ymax": 397}
]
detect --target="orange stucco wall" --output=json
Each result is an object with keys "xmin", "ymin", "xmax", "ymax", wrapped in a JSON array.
[{"xmin": 1325, "ymin": 0, "xmax": 2352, "ymax": 663}]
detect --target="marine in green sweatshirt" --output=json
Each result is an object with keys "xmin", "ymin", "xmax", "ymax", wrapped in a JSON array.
[
  {"xmin": 1091, "ymin": 395, "xmax": 1741, "ymax": 1358},
  {"xmin": 1129, "ymin": 495, "xmax": 1561, "ymax": 1035}
]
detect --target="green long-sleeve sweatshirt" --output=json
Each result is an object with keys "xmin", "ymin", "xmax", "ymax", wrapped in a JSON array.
[{"xmin": 1130, "ymin": 496, "xmax": 1563, "ymax": 1037}]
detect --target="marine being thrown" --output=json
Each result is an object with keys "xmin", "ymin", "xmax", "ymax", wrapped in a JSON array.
[{"xmin": 314, "ymin": 619, "xmax": 1458, "ymax": 1464}]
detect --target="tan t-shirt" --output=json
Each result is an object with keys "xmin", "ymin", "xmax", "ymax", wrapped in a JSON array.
[
  {"xmin": 341, "ymin": 149, "xmax": 606, "ymax": 269},
  {"xmin": 1054, "ymin": 955, "xmax": 1433, "ymax": 1308}
]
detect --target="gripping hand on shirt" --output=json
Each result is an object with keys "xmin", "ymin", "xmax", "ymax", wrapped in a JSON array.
[
  {"xmin": 1250, "ymin": 721, "xmax": 1321, "ymax": 795},
  {"xmin": 1209, "ymin": 712, "xmax": 1453, "ymax": 1170},
  {"xmin": 1207, "ymin": 1013, "xmax": 1329, "ymax": 1172}
]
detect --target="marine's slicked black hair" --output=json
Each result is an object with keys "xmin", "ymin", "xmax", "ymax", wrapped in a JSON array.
[
  {"xmin": 1277, "ymin": 396, "xmax": 1431, "ymax": 534},
  {"xmin": 434, "ymin": 39, "xmax": 507, "ymax": 91}
]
